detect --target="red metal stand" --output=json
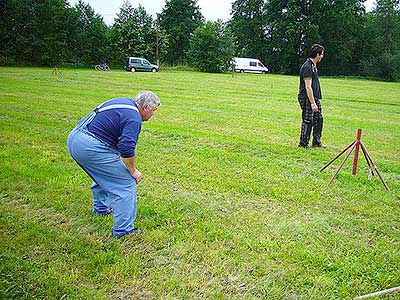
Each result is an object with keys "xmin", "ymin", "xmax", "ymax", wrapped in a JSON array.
[
  {"xmin": 352, "ymin": 129, "xmax": 362, "ymax": 175},
  {"xmin": 321, "ymin": 129, "xmax": 390, "ymax": 192}
]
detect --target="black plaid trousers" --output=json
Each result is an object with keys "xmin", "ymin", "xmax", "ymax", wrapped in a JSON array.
[{"xmin": 298, "ymin": 96, "xmax": 323, "ymax": 147}]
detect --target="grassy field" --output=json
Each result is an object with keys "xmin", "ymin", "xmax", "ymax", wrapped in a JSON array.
[{"xmin": 0, "ymin": 67, "xmax": 399, "ymax": 300}]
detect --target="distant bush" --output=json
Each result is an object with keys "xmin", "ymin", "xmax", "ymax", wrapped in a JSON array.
[
  {"xmin": 360, "ymin": 50, "xmax": 400, "ymax": 82},
  {"xmin": 160, "ymin": 64, "xmax": 198, "ymax": 72}
]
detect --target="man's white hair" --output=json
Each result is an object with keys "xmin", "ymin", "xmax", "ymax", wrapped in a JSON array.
[{"xmin": 134, "ymin": 91, "xmax": 161, "ymax": 109}]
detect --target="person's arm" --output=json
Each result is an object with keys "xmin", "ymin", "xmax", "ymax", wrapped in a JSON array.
[
  {"xmin": 121, "ymin": 156, "xmax": 142, "ymax": 184},
  {"xmin": 304, "ymin": 78, "xmax": 318, "ymax": 112}
]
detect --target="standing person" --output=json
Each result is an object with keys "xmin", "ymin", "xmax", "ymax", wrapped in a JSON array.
[
  {"xmin": 298, "ymin": 44, "xmax": 325, "ymax": 148},
  {"xmin": 67, "ymin": 91, "xmax": 161, "ymax": 238}
]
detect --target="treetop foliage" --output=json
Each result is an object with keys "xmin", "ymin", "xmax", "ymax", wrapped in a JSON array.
[
  {"xmin": 0, "ymin": 0, "xmax": 399, "ymax": 80},
  {"xmin": 158, "ymin": 0, "xmax": 204, "ymax": 64},
  {"xmin": 189, "ymin": 21, "xmax": 234, "ymax": 73}
]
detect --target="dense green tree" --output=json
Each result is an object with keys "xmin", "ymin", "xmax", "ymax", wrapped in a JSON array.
[
  {"xmin": 0, "ymin": 0, "xmax": 16, "ymax": 64},
  {"xmin": 229, "ymin": 0, "xmax": 267, "ymax": 63},
  {"xmin": 230, "ymin": 0, "xmax": 315, "ymax": 73},
  {"xmin": 2, "ymin": 0, "xmax": 73, "ymax": 65},
  {"xmin": 259, "ymin": 0, "xmax": 362, "ymax": 74},
  {"xmin": 1, "ymin": 0, "xmax": 400, "ymax": 81},
  {"xmin": 262, "ymin": 0, "xmax": 310, "ymax": 74},
  {"xmin": 158, "ymin": 0, "xmax": 204, "ymax": 64},
  {"xmin": 188, "ymin": 21, "xmax": 234, "ymax": 72},
  {"xmin": 110, "ymin": 1, "xmax": 157, "ymax": 64},
  {"xmin": 70, "ymin": 0, "xmax": 110, "ymax": 66},
  {"xmin": 230, "ymin": 0, "xmax": 366, "ymax": 75},
  {"xmin": 317, "ymin": 0, "xmax": 365, "ymax": 75},
  {"xmin": 360, "ymin": 0, "xmax": 400, "ymax": 80}
]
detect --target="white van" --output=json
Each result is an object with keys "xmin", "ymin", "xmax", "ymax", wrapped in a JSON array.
[{"xmin": 233, "ymin": 57, "xmax": 268, "ymax": 74}]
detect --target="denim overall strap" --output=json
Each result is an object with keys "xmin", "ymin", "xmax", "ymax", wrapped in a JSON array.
[
  {"xmin": 76, "ymin": 103, "xmax": 139, "ymax": 130},
  {"xmin": 76, "ymin": 111, "xmax": 96, "ymax": 130},
  {"xmin": 97, "ymin": 104, "xmax": 139, "ymax": 113}
]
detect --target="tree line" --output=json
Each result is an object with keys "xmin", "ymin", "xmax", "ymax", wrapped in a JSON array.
[{"xmin": 1, "ymin": 0, "xmax": 399, "ymax": 81}]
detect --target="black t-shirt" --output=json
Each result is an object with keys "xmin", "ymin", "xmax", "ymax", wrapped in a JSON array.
[{"xmin": 298, "ymin": 59, "xmax": 322, "ymax": 99}]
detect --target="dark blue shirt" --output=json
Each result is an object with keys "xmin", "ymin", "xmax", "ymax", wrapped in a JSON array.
[
  {"xmin": 298, "ymin": 59, "xmax": 322, "ymax": 99},
  {"xmin": 87, "ymin": 98, "xmax": 142, "ymax": 158}
]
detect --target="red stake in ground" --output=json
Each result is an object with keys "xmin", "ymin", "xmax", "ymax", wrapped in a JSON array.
[{"xmin": 352, "ymin": 128, "xmax": 362, "ymax": 175}]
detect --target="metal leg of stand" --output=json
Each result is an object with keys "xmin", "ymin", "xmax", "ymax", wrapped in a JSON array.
[
  {"xmin": 325, "ymin": 143, "xmax": 356, "ymax": 190},
  {"xmin": 360, "ymin": 142, "xmax": 390, "ymax": 192},
  {"xmin": 352, "ymin": 129, "xmax": 362, "ymax": 175},
  {"xmin": 321, "ymin": 140, "xmax": 356, "ymax": 172},
  {"xmin": 360, "ymin": 143, "xmax": 374, "ymax": 177}
]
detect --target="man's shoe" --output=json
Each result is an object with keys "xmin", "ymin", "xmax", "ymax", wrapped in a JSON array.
[
  {"xmin": 312, "ymin": 143, "xmax": 327, "ymax": 148},
  {"xmin": 131, "ymin": 228, "xmax": 145, "ymax": 235},
  {"xmin": 114, "ymin": 228, "xmax": 145, "ymax": 238},
  {"xmin": 298, "ymin": 144, "xmax": 309, "ymax": 149},
  {"xmin": 93, "ymin": 208, "xmax": 112, "ymax": 216}
]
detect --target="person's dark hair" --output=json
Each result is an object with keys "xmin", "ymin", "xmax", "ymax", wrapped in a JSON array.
[{"xmin": 308, "ymin": 44, "xmax": 325, "ymax": 58}]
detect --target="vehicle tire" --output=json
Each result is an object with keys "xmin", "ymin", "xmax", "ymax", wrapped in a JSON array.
[
  {"xmin": 151, "ymin": 68, "xmax": 157, "ymax": 73},
  {"xmin": 262, "ymin": 71, "xmax": 267, "ymax": 74},
  {"xmin": 240, "ymin": 69, "xmax": 244, "ymax": 73},
  {"xmin": 95, "ymin": 65, "xmax": 101, "ymax": 71},
  {"xmin": 130, "ymin": 67, "xmax": 136, "ymax": 72}
]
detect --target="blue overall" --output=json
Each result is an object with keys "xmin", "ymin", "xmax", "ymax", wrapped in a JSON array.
[{"xmin": 67, "ymin": 103, "xmax": 139, "ymax": 237}]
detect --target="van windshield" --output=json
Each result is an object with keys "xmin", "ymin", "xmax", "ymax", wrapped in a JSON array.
[{"xmin": 258, "ymin": 62, "xmax": 265, "ymax": 68}]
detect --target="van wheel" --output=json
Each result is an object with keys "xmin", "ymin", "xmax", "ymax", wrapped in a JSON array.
[
  {"xmin": 262, "ymin": 71, "xmax": 267, "ymax": 74},
  {"xmin": 151, "ymin": 68, "xmax": 157, "ymax": 73},
  {"xmin": 240, "ymin": 69, "xmax": 244, "ymax": 73},
  {"xmin": 131, "ymin": 68, "xmax": 136, "ymax": 72}
]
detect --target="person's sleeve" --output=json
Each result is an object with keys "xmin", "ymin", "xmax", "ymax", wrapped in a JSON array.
[
  {"xmin": 117, "ymin": 120, "xmax": 142, "ymax": 158},
  {"xmin": 303, "ymin": 64, "xmax": 313, "ymax": 79}
]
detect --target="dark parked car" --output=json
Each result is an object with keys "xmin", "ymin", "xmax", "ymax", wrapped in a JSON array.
[{"xmin": 124, "ymin": 57, "xmax": 159, "ymax": 72}]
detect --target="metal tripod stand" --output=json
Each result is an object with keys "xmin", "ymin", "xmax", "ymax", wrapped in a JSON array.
[{"xmin": 321, "ymin": 129, "xmax": 390, "ymax": 192}]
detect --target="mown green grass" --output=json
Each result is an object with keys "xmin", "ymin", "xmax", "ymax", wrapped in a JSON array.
[{"xmin": 0, "ymin": 67, "xmax": 399, "ymax": 299}]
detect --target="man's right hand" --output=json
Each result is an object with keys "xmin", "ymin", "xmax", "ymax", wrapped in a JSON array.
[
  {"xmin": 121, "ymin": 156, "xmax": 142, "ymax": 183},
  {"xmin": 132, "ymin": 169, "xmax": 142, "ymax": 184},
  {"xmin": 311, "ymin": 103, "xmax": 318, "ymax": 112}
]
